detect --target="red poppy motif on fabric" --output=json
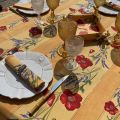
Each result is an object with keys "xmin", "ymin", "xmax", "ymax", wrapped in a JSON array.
[
  {"xmin": 0, "ymin": 26, "xmax": 7, "ymax": 31},
  {"xmin": 8, "ymin": 47, "xmax": 21, "ymax": 55},
  {"xmin": 69, "ymin": 8, "xmax": 76, "ymax": 13},
  {"xmin": 69, "ymin": 8, "xmax": 86, "ymax": 14},
  {"xmin": 60, "ymin": 89, "xmax": 82, "ymax": 111},
  {"xmin": 47, "ymin": 94, "xmax": 55, "ymax": 107},
  {"xmin": 76, "ymin": 55, "xmax": 93, "ymax": 69},
  {"xmin": 29, "ymin": 27, "xmax": 42, "ymax": 37},
  {"xmin": 111, "ymin": 43, "xmax": 120, "ymax": 49},
  {"xmin": 89, "ymin": 49, "xmax": 95, "ymax": 54},
  {"xmin": 2, "ymin": 8, "xmax": 8, "ymax": 12},
  {"xmin": 78, "ymin": 8, "xmax": 86, "ymax": 14},
  {"xmin": 104, "ymin": 101, "xmax": 118, "ymax": 115},
  {"xmin": 111, "ymin": 26, "xmax": 118, "ymax": 32},
  {"xmin": 90, "ymin": 24, "xmax": 99, "ymax": 32},
  {"xmin": 0, "ymin": 48, "xmax": 4, "ymax": 55},
  {"xmin": 79, "ymin": 31, "xmax": 88, "ymax": 35}
]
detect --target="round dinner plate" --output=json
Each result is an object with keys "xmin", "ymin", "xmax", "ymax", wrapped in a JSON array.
[
  {"xmin": 17, "ymin": 2, "xmax": 49, "ymax": 15},
  {"xmin": 99, "ymin": 6, "xmax": 119, "ymax": 15},
  {"xmin": 17, "ymin": 0, "xmax": 49, "ymax": 15},
  {"xmin": 98, "ymin": 0, "xmax": 120, "ymax": 15},
  {"xmin": 0, "ymin": 52, "xmax": 53, "ymax": 99},
  {"xmin": 18, "ymin": 0, "xmax": 31, "ymax": 3}
]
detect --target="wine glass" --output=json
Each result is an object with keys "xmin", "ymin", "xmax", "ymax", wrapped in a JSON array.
[
  {"xmin": 93, "ymin": 0, "xmax": 106, "ymax": 18},
  {"xmin": 46, "ymin": 0, "xmax": 60, "ymax": 23},
  {"xmin": 109, "ymin": 12, "xmax": 120, "ymax": 66},
  {"xmin": 64, "ymin": 36, "xmax": 84, "ymax": 71},
  {"xmin": 57, "ymin": 17, "xmax": 77, "ymax": 58},
  {"xmin": 31, "ymin": 0, "xmax": 44, "ymax": 27},
  {"xmin": 114, "ymin": 12, "xmax": 120, "ymax": 43}
]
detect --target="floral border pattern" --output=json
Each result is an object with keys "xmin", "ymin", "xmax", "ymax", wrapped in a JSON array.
[{"xmin": 104, "ymin": 89, "xmax": 120, "ymax": 120}]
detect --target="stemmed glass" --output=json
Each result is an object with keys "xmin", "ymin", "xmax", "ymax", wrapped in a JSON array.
[
  {"xmin": 46, "ymin": 0, "xmax": 60, "ymax": 23},
  {"xmin": 109, "ymin": 12, "xmax": 120, "ymax": 66},
  {"xmin": 93, "ymin": 0, "xmax": 106, "ymax": 18},
  {"xmin": 57, "ymin": 17, "xmax": 77, "ymax": 58},
  {"xmin": 114, "ymin": 12, "xmax": 120, "ymax": 43},
  {"xmin": 31, "ymin": 0, "xmax": 44, "ymax": 27},
  {"xmin": 64, "ymin": 36, "xmax": 84, "ymax": 71}
]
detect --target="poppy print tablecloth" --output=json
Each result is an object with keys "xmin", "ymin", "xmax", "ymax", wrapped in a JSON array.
[{"xmin": 0, "ymin": 0, "xmax": 120, "ymax": 120}]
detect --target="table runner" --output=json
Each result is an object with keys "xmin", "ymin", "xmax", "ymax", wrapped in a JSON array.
[{"xmin": 0, "ymin": 0, "xmax": 119, "ymax": 120}]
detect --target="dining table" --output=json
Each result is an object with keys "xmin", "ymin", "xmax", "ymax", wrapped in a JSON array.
[{"xmin": 0, "ymin": 0, "xmax": 120, "ymax": 120}]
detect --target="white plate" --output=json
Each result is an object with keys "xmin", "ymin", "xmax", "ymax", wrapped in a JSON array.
[
  {"xmin": 0, "ymin": 52, "xmax": 53, "ymax": 99},
  {"xmin": 17, "ymin": 2, "xmax": 49, "ymax": 15},
  {"xmin": 98, "ymin": 0, "xmax": 120, "ymax": 15},
  {"xmin": 18, "ymin": 0, "xmax": 31, "ymax": 3}
]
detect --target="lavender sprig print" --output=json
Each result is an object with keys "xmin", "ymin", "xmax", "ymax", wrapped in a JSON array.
[
  {"xmin": 107, "ymin": 114, "xmax": 120, "ymax": 120},
  {"xmin": 89, "ymin": 46, "xmax": 109, "ymax": 69},
  {"xmin": 0, "ymin": 14, "xmax": 5, "ymax": 18},
  {"xmin": 49, "ymin": 45, "xmax": 60, "ymax": 59},
  {"xmin": 49, "ymin": 48, "xmax": 58, "ymax": 59},
  {"xmin": 8, "ymin": 19, "xmax": 21, "ymax": 29},
  {"xmin": 114, "ymin": 89, "xmax": 120, "ymax": 107},
  {"xmin": 11, "ymin": 37, "xmax": 42, "ymax": 50}
]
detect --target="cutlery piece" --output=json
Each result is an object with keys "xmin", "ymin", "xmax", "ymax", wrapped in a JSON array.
[
  {"xmin": 13, "ymin": 5, "xmax": 32, "ymax": 10},
  {"xmin": 105, "ymin": 2, "xmax": 120, "ymax": 11},
  {"xmin": 9, "ymin": 7, "xmax": 28, "ymax": 20},
  {"xmin": 0, "ymin": 47, "xmax": 19, "ymax": 60},
  {"xmin": 29, "ymin": 75, "xmax": 69, "ymax": 116}
]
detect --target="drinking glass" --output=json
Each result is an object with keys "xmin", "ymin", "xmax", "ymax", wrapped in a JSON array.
[
  {"xmin": 46, "ymin": 0, "xmax": 60, "ymax": 23},
  {"xmin": 57, "ymin": 17, "xmax": 77, "ymax": 58},
  {"xmin": 114, "ymin": 12, "xmax": 120, "ymax": 43},
  {"xmin": 64, "ymin": 36, "xmax": 84, "ymax": 71},
  {"xmin": 31, "ymin": 0, "xmax": 44, "ymax": 26},
  {"xmin": 109, "ymin": 13, "xmax": 120, "ymax": 66}
]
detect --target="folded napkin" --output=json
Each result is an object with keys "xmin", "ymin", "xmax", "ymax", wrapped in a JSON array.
[{"xmin": 5, "ymin": 55, "xmax": 45, "ymax": 91}]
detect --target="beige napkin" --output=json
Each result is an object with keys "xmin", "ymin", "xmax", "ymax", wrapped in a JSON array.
[{"xmin": 5, "ymin": 55, "xmax": 45, "ymax": 91}]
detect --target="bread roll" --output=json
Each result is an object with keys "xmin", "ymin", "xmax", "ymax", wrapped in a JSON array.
[{"xmin": 5, "ymin": 55, "xmax": 45, "ymax": 91}]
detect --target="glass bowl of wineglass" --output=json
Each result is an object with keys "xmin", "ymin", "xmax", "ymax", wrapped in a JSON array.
[
  {"xmin": 57, "ymin": 17, "xmax": 77, "ymax": 58},
  {"xmin": 31, "ymin": 0, "xmax": 44, "ymax": 27},
  {"xmin": 64, "ymin": 35, "xmax": 84, "ymax": 71},
  {"xmin": 111, "ymin": 12, "xmax": 120, "ymax": 47},
  {"xmin": 109, "ymin": 12, "xmax": 120, "ymax": 66},
  {"xmin": 46, "ymin": 0, "xmax": 60, "ymax": 24},
  {"xmin": 114, "ymin": 12, "xmax": 120, "ymax": 43}
]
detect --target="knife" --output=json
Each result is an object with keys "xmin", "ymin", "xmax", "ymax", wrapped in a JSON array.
[
  {"xmin": 13, "ymin": 5, "xmax": 33, "ymax": 10},
  {"xmin": 9, "ymin": 7, "xmax": 28, "ymax": 20},
  {"xmin": 29, "ymin": 75, "xmax": 69, "ymax": 116}
]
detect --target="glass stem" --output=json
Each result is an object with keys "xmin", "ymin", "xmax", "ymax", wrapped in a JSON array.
[
  {"xmin": 62, "ymin": 42, "xmax": 67, "ymax": 58},
  {"xmin": 50, "ymin": 10, "xmax": 55, "ymax": 24},
  {"xmin": 36, "ymin": 14, "xmax": 42, "ymax": 27},
  {"xmin": 63, "ymin": 42, "xmax": 65, "ymax": 50}
]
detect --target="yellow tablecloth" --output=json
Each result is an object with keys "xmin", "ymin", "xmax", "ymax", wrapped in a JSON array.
[{"xmin": 0, "ymin": 0, "xmax": 120, "ymax": 120}]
